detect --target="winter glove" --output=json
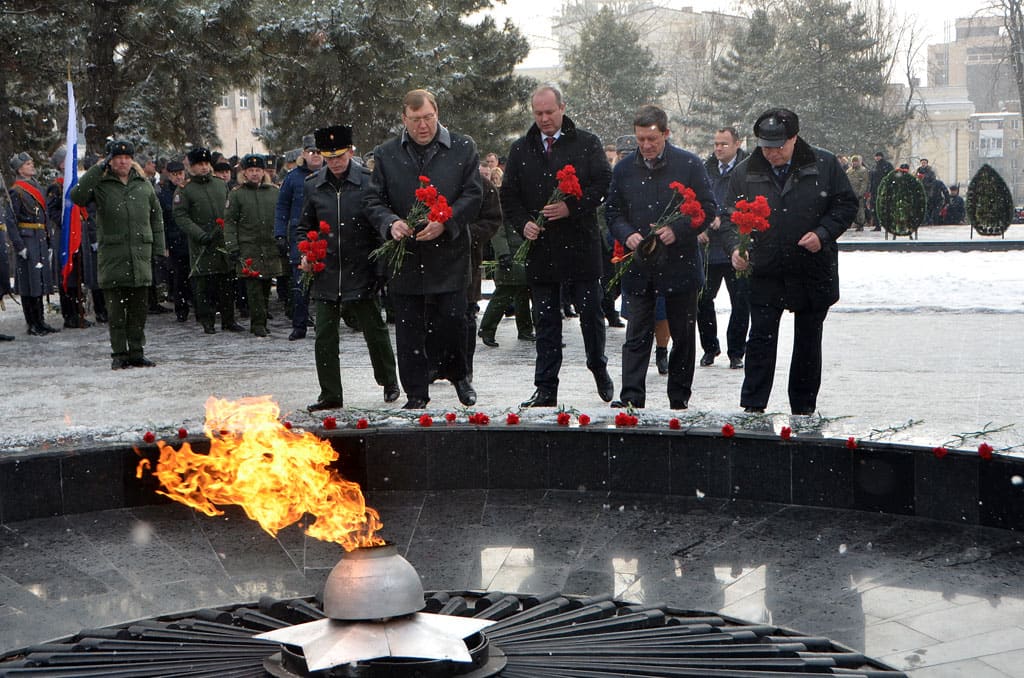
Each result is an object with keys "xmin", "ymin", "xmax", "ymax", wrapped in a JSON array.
[
  {"xmin": 17, "ymin": 248, "xmax": 28, "ymax": 260},
  {"xmin": 276, "ymin": 236, "xmax": 289, "ymax": 258},
  {"xmin": 199, "ymin": 231, "xmax": 214, "ymax": 246},
  {"xmin": 498, "ymin": 253, "xmax": 513, "ymax": 272}
]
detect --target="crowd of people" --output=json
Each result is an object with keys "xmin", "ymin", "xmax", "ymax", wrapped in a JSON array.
[{"xmin": 2, "ymin": 85, "xmax": 887, "ymax": 415}]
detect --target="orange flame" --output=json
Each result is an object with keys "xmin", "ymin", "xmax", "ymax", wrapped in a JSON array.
[{"xmin": 136, "ymin": 396, "xmax": 383, "ymax": 551}]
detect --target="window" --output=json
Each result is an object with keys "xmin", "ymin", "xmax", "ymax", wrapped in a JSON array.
[
  {"xmin": 220, "ymin": 95, "xmax": 231, "ymax": 108},
  {"xmin": 238, "ymin": 91, "xmax": 249, "ymax": 109}
]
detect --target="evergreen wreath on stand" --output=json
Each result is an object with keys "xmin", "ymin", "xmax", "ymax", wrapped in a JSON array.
[
  {"xmin": 966, "ymin": 163, "xmax": 1013, "ymax": 237},
  {"xmin": 875, "ymin": 169, "xmax": 926, "ymax": 239}
]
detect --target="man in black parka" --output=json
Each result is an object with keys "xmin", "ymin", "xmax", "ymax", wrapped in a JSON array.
[
  {"xmin": 722, "ymin": 108, "xmax": 857, "ymax": 416},
  {"xmin": 364, "ymin": 89, "xmax": 482, "ymax": 410},
  {"xmin": 501, "ymin": 84, "xmax": 613, "ymax": 407}
]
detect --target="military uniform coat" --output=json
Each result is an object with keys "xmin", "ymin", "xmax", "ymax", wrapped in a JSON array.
[
  {"xmin": 70, "ymin": 162, "xmax": 165, "ymax": 289},
  {"xmin": 8, "ymin": 177, "xmax": 54, "ymax": 296},
  {"xmin": 364, "ymin": 125, "xmax": 482, "ymax": 295},
  {"xmin": 500, "ymin": 115, "xmax": 611, "ymax": 284},
  {"xmin": 172, "ymin": 173, "xmax": 231, "ymax": 276},
  {"xmin": 300, "ymin": 165, "xmax": 381, "ymax": 304},
  {"xmin": 722, "ymin": 138, "xmax": 857, "ymax": 312},
  {"xmin": 223, "ymin": 179, "xmax": 283, "ymax": 280}
]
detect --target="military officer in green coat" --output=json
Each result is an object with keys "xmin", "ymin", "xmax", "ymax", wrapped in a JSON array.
[
  {"xmin": 173, "ymin": 147, "xmax": 242, "ymax": 334},
  {"xmin": 224, "ymin": 154, "xmax": 282, "ymax": 337},
  {"xmin": 70, "ymin": 140, "xmax": 165, "ymax": 369}
]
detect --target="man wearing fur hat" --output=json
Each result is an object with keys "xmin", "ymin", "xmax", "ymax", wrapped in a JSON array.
[
  {"xmin": 223, "ymin": 154, "xmax": 281, "ymax": 337},
  {"xmin": 8, "ymin": 151, "xmax": 59, "ymax": 335},
  {"xmin": 173, "ymin": 146, "xmax": 241, "ymax": 334},
  {"xmin": 71, "ymin": 140, "xmax": 165, "ymax": 369}
]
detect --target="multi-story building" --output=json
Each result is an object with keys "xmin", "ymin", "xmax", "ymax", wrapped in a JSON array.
[{"xmin": 214, "ymin": 86, "xmax": 270, "ymax": 159}]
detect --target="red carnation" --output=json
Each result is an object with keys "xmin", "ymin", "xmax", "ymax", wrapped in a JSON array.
[
  {"xmin": 297, "ymin": 240, "xmax": 311, "ymax": 254},
  {"xmin": 319, "ymin": 220, "xmax": 331, "ymax": 233},
  {"xmin": 283, "ymin": 420, "xmax": 293, "ymax": 430},
  {"xmin": 177, "ymin": 427, "xmax": 188, "ymax": 439},
  {"xmin": 846, "ymin": 436, "xmax": 858, "ymax": 450},
  {"xmin": 978, "ymin": 442, "xmax": 994, "ymax": 460},
  {"xmin": 313, "ymin": 262, "xmax": 326, "ymax": 273},
  {"xmin": 443, "ymin": 412, "xmax": 456, "ymax": 423},
  {"xmin": 418, "ymin": 175, "xmax": 431, "ymax": 184},
  {"xmin": 323, "ymin": 416, "xmax": 337, "ymax": 430},
  {"xmin": 578, "ymin": 413, "xmax": 591, "ymax": 426},
  {"xmin": 668, "ymin": 418, "xmax": 681, "ymax": 430},
  {"xmin": 932, "ymin": 446, "xmax": 948, "ymax": 459},
  {"xmin": 244, "ymin": 257, "xmax": 253, "ymax": 266},
  {"xmin": 307, "ymin": 230, "xmax": 319, "ymax": 241},
  {"xmin": 557, "ymin": 411, "xmax": 571, "ymax": 426},
  {"xmin": 722, "ymin": 423, "xmax": 735, "ymax": 438},
  {"xmin": 142, "ymin": 431, "xmax": 156, "ymax": 443},
  {"xmin": 419, "ymin": 414, "xmax": 433, "ymax": 427},
  {"xmin": 629, "ymin": 415, "xmax": 639, "ymax": 426},
  {"xmin": 474, "ymin": 413, "xmax": 490, "ymax": 425},
  {"xmin": 356, "ymin": 418, "xmax": 369, "ymax": 430},
  {"xmin": 506, "ymin": 412, "xmax": 520, "ymax": 425},
  {"xmin": 215, "ymin": 218, "xmax": 224, "ymax": 227},
  {"xmin": 780, "ymin": 426, "xmax": 792, "ymax": 441}
]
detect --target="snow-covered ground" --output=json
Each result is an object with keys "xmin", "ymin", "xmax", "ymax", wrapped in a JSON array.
[{"xmin": 1, "ymin": 246, "xmax": 1022, "ymax": 456}]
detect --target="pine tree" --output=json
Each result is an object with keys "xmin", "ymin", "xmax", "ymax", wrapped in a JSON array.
[{"xmin": 562, "ymin": 6, "xmax": 666, "ymax": 145}]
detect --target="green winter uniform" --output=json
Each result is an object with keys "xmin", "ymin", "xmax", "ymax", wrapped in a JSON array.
[
  {"xmin": 478, "ymin": 221, "xmax": 532, "ymax": 341},
  {"xmin": 224, "ymin": 179, "xmax": 282, "ymax": 335},
  {"xmin": 172, "ymin": 173, "xmax": 236, "ymax": 331},
  {"xmin": 71, "ymin": 161, "xmax": 165, "ymax": 361}
]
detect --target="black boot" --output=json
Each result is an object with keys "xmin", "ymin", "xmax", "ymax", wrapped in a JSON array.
[
  {"xmin": 36, "ymin": 298, "xmax": 60, "ymax": 333},
  {"xmin": 655, "ymin": 346, "xmax": 668, "ymax": 375}
]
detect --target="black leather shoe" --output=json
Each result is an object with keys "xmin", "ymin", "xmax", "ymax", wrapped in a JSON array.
[
  {"xmin": 27, "ymin": 326, "xmax": 46, "ymax": 336},
  {"xmin": 743, "ymin": 406, "xmax": 765, "ymax": 414},
  {"xmin": 203, "ymin": 324, "xmax": 217, "ymax": 335},
  {"xmin": 479, "ymin": 333, "xmax": 498, "ymax": 348},
  {"xmin": 288, "ymin": 328, "xmax": 306, "ymax": 341},
  {"xmin": 607, "ymin": 317, "xmax": 625, "ymax": 328},
  {"xmin": 223, "ymin": 322, "xmax": 245, "ymax": 332},
  {"xmin": 454, "ymin": 379, "xmax": 477, "ymax": 406},
  {"xmin": 594, "ymin": 368, "xmax": 614, "ymax": 402},
  {"xmin": 307, "ymin": 399, "xmax": 343, "ymax": 412},
  {"xmin": 40, "ymin": 323, "xmax": 60, "ymax": 334},
  {"xmin": 129, "ymin": 357, "xmax": 156, "ymax": 367},
  {"xmin": 0, "ymin": 334, "xmax": 13, "ymax": 341},
  {"xmin": 383, "ymin": 384, "xmax": 401, "ymax": 403},
  {"xmin": 111, "ymin": 358, "xmax": 130, "ymax": 370},
  {"xmin": 402, "ymin": 397, "xmax": 430, "ymax": 410},
  {"xmin": 700, "ymin": 350, "xmax": 719, "ymax": 366},
  {"xmin": 670, "ymin": 400, "xmax": 688, "ymax": 410},
  {"xmin": 521, "ymin": 390, "xmax": 557, "ymax": 407},
  {"xmin": 518, "ymin": 333, "xmax": 536, "ymax": 341},
  {"xmin": 252, "ymin": 326, "xmax": 269, "ymax": 337},
  {"xmin": 729, "ymin": 357, "xmax": 744, "ymax": 369}
]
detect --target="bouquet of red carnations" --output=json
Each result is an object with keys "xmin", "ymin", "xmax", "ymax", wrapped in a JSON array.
[
  {"xmin": 369, "ymin": 175, "xmax": 452, "ymax": 277},
  {"xmin": 298, "ymin": 221, "xmax": 330, "ymax": 292},
  {"xmin": 513, "ymin": 164, "xmax": 583, "ymax": 264},
  {"xmin": 731, "ymin": 195, "xmax": 771, "ymax": 278}
]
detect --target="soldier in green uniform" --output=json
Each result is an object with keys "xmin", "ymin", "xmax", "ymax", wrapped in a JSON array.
[
  {"xmin": 70, "ymin": 140, "xmax": 165, "ymax": 369},
  {"xmin": 173, "ymin": 147, "xmax": 242, "ymax": 334},
  {"xmin": 299, "ymin": 124, "xmax": 400, "ymax": 411},
  {"xmin": 223, "ymin": 154, "xmax": 282, "ymax": 337}
]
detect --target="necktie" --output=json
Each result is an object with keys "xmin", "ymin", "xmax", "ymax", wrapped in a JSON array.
[
  {"xmin": 545, "ymin": 136, "xmax": 554, "ymax": 156},
  {"xmin": 720, "ymin": 162, "xmax": 728, "ymax": 175}
]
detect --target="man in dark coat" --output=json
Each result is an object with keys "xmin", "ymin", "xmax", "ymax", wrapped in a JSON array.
[
  {"xmin": 500, "ymin": 84, "xmax": 613, "ymax": 407},
  {"xmin": 698, "ymin": 126, "xmax": 749, "ymax": 369},
  {"xmin": 945, "ymin": 184, "xmax": 966, "ymax": 224},
  {"xmin": 298, "ymin": 125, "xmax": 399, "ymax": 410},
  {"xmin": 868, "ymin": 151, "xmax": 894, "ymax": 231},
  {"xmin": 8, "ymin": 152, "xmax": 58, "ymax": 335},
  {"xmin": 275, "ymin": 134, "xmax": 324, "ymax": 340},
  {"xmin": 364, "ymin": 89, "xmax": 482, "ymax": 409},
  {"xmin": 45, "ymin": 147, "xmax": 91, "ymax": 329},
  {"xmin": 158, "ymin": 160, "xmax": 190, "ymax": 321},
  {"xmin": 723, "ymin": 108, "xmax": 858, "ymax": 415},
  {"xmin": 71, "ymin": 140, "xmax": 165, "ymax": 369},
  {"xmin": 606, "ymin": 105, "xmax": 717, "ymax": 410}
]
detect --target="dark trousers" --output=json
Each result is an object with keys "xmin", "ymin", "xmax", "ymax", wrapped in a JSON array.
[
  {"xmin": 314, "ymin": 297, "xmax": 398, "ymax": 404},
  {"xmin": 105, "ymin": 286, "xmax": 148, "ymax": 360},
  {"xmin": 193, "ymin": 273, "xmax": 236, "ymax": 328},
  {"xmin": 531, "ymin": 279, "xmax": 606, "ymax": 394},
  {"xmin": 58, "ymin": 285, "xmax": 83, "ymax": 325},
  {"xmin": 245, "ymin": 278, "xmax": 272, "ymax": 332},
  {"xmin": 392, "ymin": 290, "xmax": 467, "ymax": 401},
  {"xmin": 600, "ymin": 251, "xmax": 621, "ymax": 320},
  {"xmin": 619, "ymin": 288, "xmax": 697, "ymax": 408},
  {"xmin": 741, "ymin": 304, "xmax": 828, "ymax": 413},
  {"xmin": 291, "ymin": 262, "xmax": 311, "ymax": 331},
  {"xmin": 479, "ymin": 284, "xmax": 532, "ymax": 338},
  {"xmin": 167, "ymin": 246, "xmax": 191, "ymax": 318},
  {"xmin": 697, "ymin": 262, "xmax": 750, "ymax": 360}
]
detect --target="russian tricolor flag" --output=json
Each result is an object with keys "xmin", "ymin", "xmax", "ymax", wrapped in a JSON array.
[{"xmin": 59, "ymin": 80, "xmax": 82, "ymax": 292}]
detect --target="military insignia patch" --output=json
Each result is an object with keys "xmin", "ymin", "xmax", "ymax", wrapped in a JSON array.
[{"xmin": 173, "ymin": 192, "xmax": 181, "ymax": 204}]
